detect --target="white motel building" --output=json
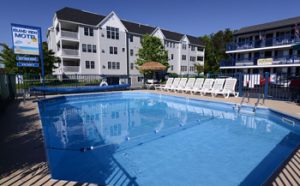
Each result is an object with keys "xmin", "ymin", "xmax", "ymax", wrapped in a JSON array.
[
  {"xmin": 47, "ymin": 7, "xmax": 205, "ymax": 85},
  {"xmin": 221, "ymin": 16, "xmax": 300, "ymax": 75}
]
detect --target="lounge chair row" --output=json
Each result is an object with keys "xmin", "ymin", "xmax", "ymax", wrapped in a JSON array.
[{"xmin": 155, "ymin": 77, "xmax": 239, "ymax": 98}]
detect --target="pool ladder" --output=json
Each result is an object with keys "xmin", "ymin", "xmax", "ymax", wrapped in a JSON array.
[{"xmin": 234, "ymin": 93, "xmax": 262, "ymax": 114}]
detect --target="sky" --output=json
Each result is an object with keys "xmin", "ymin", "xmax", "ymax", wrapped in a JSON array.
[{"xmin": 1, "ymin": 0, "xmax": 300, "ymax": 46}]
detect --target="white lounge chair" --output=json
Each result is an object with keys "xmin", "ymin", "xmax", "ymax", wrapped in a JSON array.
[
  {"xmin": 155, "ymin": 78, "xmax": 173, "ymax": 90},
  {"xmin": 181, "ymin": 78, "xmax": 196, "ymax": 93},
  {"xmin": 188, "ymin": 78, "xmax": 204, "ymax": 94},
  {"xmin": 201, "ymin": 78, "xmax": 225, "ymax": 96},
  {"xmin": 212, "ymin": 78, "xmax": 239, "ymax": 98},
  {"xmin": 173, "ymin": 78, "xmax": 188, "ymax": 92},
  {"xmin": 194, "ymin": 78, "xmax": 215, "ymax": 95},
  {"xmin": 165, "ymin": 78, "xmax": 180, "ymax": 91}
]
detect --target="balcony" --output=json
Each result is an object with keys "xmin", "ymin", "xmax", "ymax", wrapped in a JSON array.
[
  {"xmin": 220, "ymin": 55, "xmax": 300, "ymax": 68},
  {"xmin": 227, "ymin": 37, "xmax": 300, "ymax": 52},
  {"xmin": 63, "ymin": 66, "xmax": 79, "ymax": 72},
  {"xmin": 60, "ymin": 30, "xmax": 78, "ymax": 40},
  {"xmin": 61, "ymin": 49, "xmax": 79, "ymax": 56}
]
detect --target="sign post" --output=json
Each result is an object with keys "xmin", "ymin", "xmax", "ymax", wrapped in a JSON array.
[{"xmin": 11, "ymin": 23, "xmax": 45, "ymax": 83}]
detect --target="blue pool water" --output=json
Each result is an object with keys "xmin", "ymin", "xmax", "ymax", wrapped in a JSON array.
[{"xmin": 38, "ymin": 92, "xmax": 300, "ymax": 186}]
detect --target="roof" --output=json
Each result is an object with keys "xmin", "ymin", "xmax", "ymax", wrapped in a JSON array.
[
  {"xmin": 55, "ymin": 7, "xmax": 203, "ymax": 46},
  {"xmin": 139, "ymin": 62, "xmax": 167, "ymax": 71},
  {"xmin": 56, "ymin": 7, "xmax": 105, "ymax": 25},
  {"xmin": 122, "ymin": 20, "xmax": 155, "ymax": 35},
  {"xmin": 235, "ymin": 16, "xmax": 300, "ymax": 35}
]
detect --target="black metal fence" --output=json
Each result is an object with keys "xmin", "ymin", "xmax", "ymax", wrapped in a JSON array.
[
  {"xmin": 208, "ymin": 72, "xmax": 300, "ymax": 102},
  {"xmin": 16, "ymin": 74, "xmax": 102, "ymax": 96},
  {"xmin": 3, "ymin": 72, "xmax": 300, "ymax": 103}
]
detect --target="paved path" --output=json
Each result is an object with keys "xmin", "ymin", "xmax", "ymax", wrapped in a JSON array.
[{"xmin": 1, "ymin": 90, "xmax": 300, "ymax": 185}]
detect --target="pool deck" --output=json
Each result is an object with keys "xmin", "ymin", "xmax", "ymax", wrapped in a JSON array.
[{"xmin": 0, "ymin": 89, "xmax": 300, "ymax": 185}]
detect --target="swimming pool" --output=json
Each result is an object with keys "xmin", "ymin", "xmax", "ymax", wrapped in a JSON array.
[{"xmin": 38, "ymin": 92, "xmax": 300, "ymax": 186}]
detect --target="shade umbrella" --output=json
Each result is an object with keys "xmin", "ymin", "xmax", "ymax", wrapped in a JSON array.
[
  {"xmin": 139, "ymin": 62, "xmax": 167, "ymax": 85},
  {"xmin": 139, "ymin": 61, "xmax": 167, "ymax": 71}
]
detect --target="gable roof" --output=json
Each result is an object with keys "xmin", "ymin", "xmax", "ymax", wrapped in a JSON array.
[
  {"xmin": 235, "ymin": 16, "xmax": 300, "ymax": 35},
  {"xmin": 122, "ymin": 20, "xmax": 155, "ymax": 35},
  {"xmin": 55, "ymin": 7, "xmax": 203, "ymax": 46},
  {"xmin": 56, "ymin": 7, "xmax": 105, "ymax": 26}
]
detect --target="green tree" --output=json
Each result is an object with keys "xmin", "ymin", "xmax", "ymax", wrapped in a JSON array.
[
  {"xmin": 136, "ymin": 34, "xmax": 169, "ymax": 71},
  {"xmin": 200, "ymin": 28, "xmax": 233, "ymax": 74},
  {"xmin": 0, "ymin": 42, "xmax": 59, "ymax": 75},
  {"xmin": 194, "ymin": 63, "xmax": 204, "ymax": 77}
]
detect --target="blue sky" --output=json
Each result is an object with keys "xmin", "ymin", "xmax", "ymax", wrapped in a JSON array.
[{"xmin": 1, "ymin": 0, "xmax": 300, "ymax": 45}]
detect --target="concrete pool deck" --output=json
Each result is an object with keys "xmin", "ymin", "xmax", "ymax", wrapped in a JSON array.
[{"xmin": 0, "ymin": 90, "xmax": 300, "ymax": 185}]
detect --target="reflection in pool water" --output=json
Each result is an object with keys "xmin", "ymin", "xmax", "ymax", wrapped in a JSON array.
[{"xmin": 38, "ymin": 93, "xmax": 300, "ymax": 186}]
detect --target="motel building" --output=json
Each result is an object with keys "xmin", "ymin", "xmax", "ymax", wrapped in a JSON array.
[
  {"xmin": 220, "ymin": 16, "xmax": 300, "ymax": 75},
  {"xmin": 47, "ymin": 7, "xmax": 205, "ymax": 86}
]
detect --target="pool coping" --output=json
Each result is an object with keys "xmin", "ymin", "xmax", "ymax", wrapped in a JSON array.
[{"xmin": 37, "ymin": 90, "xmax": 300, "ymax": 185}]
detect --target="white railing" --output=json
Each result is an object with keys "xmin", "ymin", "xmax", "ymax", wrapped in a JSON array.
[
  {"xmin": 61, "ymin": 49, "xmax": 79, "ymax": 56},
  {"xmin": 61, "ymin": 30, "xmax": 78, "ymax": 39},
  {"xmin": 63, "ymin": 66, "xmax": 79, "ymax": 72}
]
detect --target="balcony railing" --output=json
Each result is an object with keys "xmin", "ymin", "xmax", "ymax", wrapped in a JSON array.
[
  {"xmin": 61, "ymin": 49, "xmax": 79, "ymax": 56},
  {"xmin": 220, "ymin": 55, "xmax": 300, "ymax": 67},
  {"xmin": 227, "ymin": 36, "xmax": 300, "ymax": 51},
  {"xmin": 60, "ymin": 30, "xmax": 78, "ymax": 39},
  {"xmin": 63, "ymin": 66, "xmax": 80, "ymax": 72}
]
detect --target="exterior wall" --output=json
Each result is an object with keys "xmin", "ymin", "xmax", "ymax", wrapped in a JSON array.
[
  {"xmin": 47, "ymin": 11, "xmax": 205, "ymax": 83},
  {"xmin": 79, "ymin": 26, "xmax": 99, "ymax": 74}
]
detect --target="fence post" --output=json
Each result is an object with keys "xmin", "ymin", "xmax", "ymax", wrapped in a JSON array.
[
  {"xmin": 264, "ymin": 72, "xmax": 269, "ymax": 101},
  {"xmin": 238, "ymin": 72, "xmax": 243, "ymax": 97}
]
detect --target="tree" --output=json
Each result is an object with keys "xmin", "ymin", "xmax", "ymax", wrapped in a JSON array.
[
  {"xmin": 0, "ymin": 42, "xmax": 59, "ymax": 75},
  {"xmin": 136, "ymin": 34, "xmax": 169, "ymax": 70},
  {"xmin": 199, "ymin": 29, "xmax": 233, "ymax": 74},
  {"xmin": 194, "ymin": 63, "xmax": 204, "ymax": 77}
]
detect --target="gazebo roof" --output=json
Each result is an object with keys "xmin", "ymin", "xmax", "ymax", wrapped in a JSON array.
[{"xmin": 139, "ymin": 62, "xmax": 167, "ymax": 71}]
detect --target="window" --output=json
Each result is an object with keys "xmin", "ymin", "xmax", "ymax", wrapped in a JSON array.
[
  {"xmin": 84, "ymin": 27, "xmax": 93, "ymax": 36},
  {"xmin": 130, "ymin": 49, "xmax": 134, "ymax": 56},
  {"xmin": 197, "ymin": 56, "xmax": 204, "ymax": 61},
  {"xmin": 82, "ymin": 44, "xmax": 87, "ymax": 52},
  {"xmin": 182, "ymin": 55, "xmax": 186, "ymax": 60},
  {"xmin": 181, "ymin": 66, "xmax": 187, "ymax": 71},
  {"xmin": 87, "ymin": 44, "xmax": 92, "ymax": 52},
  {"xmin": 85, "ymin": 61, "xmax": 90, "ymax": 69},
  {"xmin": 108, "ymin": 61, "xmax": 112, "ymax": 69},
  {"xmin": 108, "ymin": 62, "xmax": 120, "ymax": 69},
  {"xmin": 122, "ymin": 48, "xmax": 125, "ymax": 52},
  {"xmin": 109, "ymin": 47, "xmax": 118, "ymax": 54},
  {"xmin": 191, "ymin": 46, "xmax": 195, "ymax": 51},
  {"xmin": 84, "ymin": 27, "xmax": 89, "ymax": 36},
  {"xmin": 89, "ymin": 28, "xmax": 94, "ymax": 36},
  {"xmin": 107, "ymin": 26, "xmax": 119, "ymax": 40},
  {"xmin": 197, "ymin": 47, "xmax": 204, "ymax": 52},
  {"xmin": 91, "ymin": 61, "xmax": 95, "ymax": 69},
  {"xmin": 171, "ymin": 54, "xmax": 174, "ymax": 60},
  {"xmin": 130, "ymin": 63, "xmax": 134, "ymax": 70},
  {"xmin": 190, "ymin": 56, "xmax": 196, "ymax": 62},
  {"xmin": 170, "ymin": 65, "xmax": 174, "ymax": 71},
  {"xmin": 129, "ymin": 35, "xmax": 133, "ymax": 42},
  {"xmin": 92, "ymin": 45, "xmax": 97, "ymax": 53},
  {"xmin": 182, "ymin": 42, "xmax": 187, "ymax": 49},
  {"xmin": 190, "ymin": 66, "xmax": 195, "ymax": 72}
]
